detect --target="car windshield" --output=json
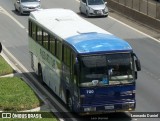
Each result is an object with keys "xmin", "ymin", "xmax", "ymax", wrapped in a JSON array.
[
  {"xmin": 87, "ymin": 0, "xmax": 104, "ymax": 5},
  {"xmin": 21, "ymin": 0, "xmax": 39, "ymax": 2},
  {"xmin": 79, "ymin": 53, "xmax": 134, "ymax": 87}
]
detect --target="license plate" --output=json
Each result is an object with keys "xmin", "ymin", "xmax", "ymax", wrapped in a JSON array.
[{"xmin": 105, "ymin": 105, "xmax": 114, "ymax": 110}]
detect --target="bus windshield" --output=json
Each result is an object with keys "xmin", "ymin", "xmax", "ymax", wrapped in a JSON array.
[{"xmin": 79, "ymin": 53, "xmax": 134, "ymax": 87}]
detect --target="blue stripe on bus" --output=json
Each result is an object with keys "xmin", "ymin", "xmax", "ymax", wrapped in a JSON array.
[{"xmin": 66, "ymin": 33, "xmax": 132, "ymax": 53}]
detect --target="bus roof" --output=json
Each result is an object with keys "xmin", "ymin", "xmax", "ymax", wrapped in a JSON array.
[
  {"xmin": 66, "ymin": 33, "xmax": 132, "ymax": 53},
  {"xmin": 30, "ymin": 8, "xmax": 132, "ymax": 53}
]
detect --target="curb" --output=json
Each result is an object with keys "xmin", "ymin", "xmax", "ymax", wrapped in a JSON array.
[{"xmin": 0, "ymin": 52, "xmax": 51, "ymax": 113}]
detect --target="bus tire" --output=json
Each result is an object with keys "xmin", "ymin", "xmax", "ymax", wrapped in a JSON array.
[
  {"xmin": 38, "ymin": 64, "xmax": 44, "ymax": 84},
  {"xmin": 67, "ymin": 93, "xmax": 73, "ymax": 112}
]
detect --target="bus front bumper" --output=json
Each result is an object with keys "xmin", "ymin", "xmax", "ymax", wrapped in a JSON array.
[{"xmin": 78, "ymin": 102, "xmax": 135, "ymax": 115}]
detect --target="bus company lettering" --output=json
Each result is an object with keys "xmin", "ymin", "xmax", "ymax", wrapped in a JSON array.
[{"xmin": 40, "ymin": 49, "xmax": 56, "ymax": 68}]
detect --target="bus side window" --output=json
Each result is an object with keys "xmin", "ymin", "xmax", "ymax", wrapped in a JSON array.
[
  {"xmin": 66, "ymin": 48, "xmax": 71, "ymax": 67},
  {"xmin": 63, "ymin": 45, "xmax": 71, "ymax": 67},
  {"xmin": 56, "ymin": 40, "xmax": 62, "ymax": 60},
  {"xmin": 71, "ymin": 52, "xmax": 77, "ymax": 84},
  {"xmin": 62, "ymin": 45, "xmax": 66, "ymax": 63},
  {"xmin": 49, "ymin": 35, "xmax": 56, "ymax": 55},
  {"xmin": 43, "ymin": 31, "xmax": 49, "ymax": 50},
  {"xmin": 37, "ymin": 27, "xmax": 43, "ymax": 45},
  {"xmin": 29, "ymin": 20, "xmax": 32, "ymax": 36},
  {"xmin": 32, "ymin": 23, "xmax": 37, "ymax": 41}
]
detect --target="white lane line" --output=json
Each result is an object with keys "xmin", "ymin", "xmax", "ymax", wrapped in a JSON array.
[
  {"xmin": 75, "ymin": 0, "xmax": 160, "ymax": 43},
  {"xmin": 0, "ymin": 6, "xmax": 25, "ymax": 29},
  {"xmin": 2, "ymin": 44, "xmax": 28, "ymax": 73},
  {"xmin": 108, "ymin": 16, "xmax": 160, "ymax": 43},
  {"xmin": 1, "ymin": 44, "xmax": 67, "ymax": 121}
]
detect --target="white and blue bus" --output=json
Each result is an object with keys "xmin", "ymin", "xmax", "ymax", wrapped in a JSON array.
[{"xmin": 28, "ymin": 8, "xmax": 141, "ymax": 114}]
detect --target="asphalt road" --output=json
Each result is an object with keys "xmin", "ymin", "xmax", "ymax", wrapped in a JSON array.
[{"xmin": 0, "ymin": 0, "xmax": 160, "ymax": 121}]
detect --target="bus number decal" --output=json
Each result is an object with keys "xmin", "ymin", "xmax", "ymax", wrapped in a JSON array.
[{"xmin": 86, "ymin": 90, "xmax": 94, "ymax": 94}]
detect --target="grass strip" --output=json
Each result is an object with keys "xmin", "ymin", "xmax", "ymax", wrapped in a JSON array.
[
  {"xmin": 0, "ymin": 55, "xmax": 13, "ymax": 76},
  {"xmin": 0, "ymin": 77, "xmax": 42, "ymax": 111}
]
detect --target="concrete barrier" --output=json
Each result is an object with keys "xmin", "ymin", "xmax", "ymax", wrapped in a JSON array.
[{"xmin": 107, "ymin": 0, "xmax": 160, "ymax": 32}]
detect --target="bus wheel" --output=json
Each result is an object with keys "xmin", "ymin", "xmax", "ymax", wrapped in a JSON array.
[
  {"xmin": 38, "ymin": 65, "xmax": 44, "ymax": 84},
  {"xmin": 67, "ymin": 93, "xmax": 73, "ymax": 112}
]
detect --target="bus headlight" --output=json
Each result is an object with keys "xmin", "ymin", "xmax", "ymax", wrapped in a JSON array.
[
  {"xmin": 122, "ymin": 102, "xmax": 135, "ymax": 109},
  {"xmin": 84, "ymin": 107, "xmax": 96, "ymax": 112},
  {"xmin": 120, "ymin": 91, "xmax": 134, "ymax": 96},
  {"xmin": 128, "ymin": 102, "xmax": 135, "ymax": 108}
]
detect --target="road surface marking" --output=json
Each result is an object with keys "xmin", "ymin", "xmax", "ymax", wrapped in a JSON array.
[
  {"xmin": 76, "ymin": 0, "xmax": 160, "ymax": 43},
  {"xmin": 0, "ymin": 6, "xmax": 25, "ymax": 29}
]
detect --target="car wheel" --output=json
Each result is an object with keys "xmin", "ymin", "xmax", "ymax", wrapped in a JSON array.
[
  {"xmin": 104, "ymin": 14, "xmax": 108, "ymax": 17},
  {"xmin": 14, "ymin": 5, "xmax": 18, "ymax": 12},
  {"xmin": 79, "ymin": 7, "xmax": 82, "ymax": 14},
  {"xmin": 86, "ymin": 10, "xmax": 90, "ymax": 17},
  {"xmin": 19, "ymin": 8, "xmax": 23, "ymax": 15}
]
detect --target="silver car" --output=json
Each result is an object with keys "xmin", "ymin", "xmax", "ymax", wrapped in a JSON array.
[
  {"xmin": 79, "ymin": 0, "xmax": 108, "ymax": 17},
  {"xmin": 14, "ymin": 0, "xmax": 41, "ymax": 15}
]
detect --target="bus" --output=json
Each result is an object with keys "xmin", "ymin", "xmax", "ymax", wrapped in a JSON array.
[{"xmin": 28, "ymin": 8, "xmax": 141, "ymax": 114}]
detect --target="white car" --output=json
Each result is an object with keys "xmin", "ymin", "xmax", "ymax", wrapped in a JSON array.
[
  {"xmin": 14, "ymin": 0, "xmax": 41, "ymax": 15},
  {"xmin": 79, "ymin": 0, "xmax": 108, "ymax": 17}
]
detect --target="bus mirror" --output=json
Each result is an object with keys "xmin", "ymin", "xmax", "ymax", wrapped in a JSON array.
[
  {"xmin": 132, "ymin": 53, "xmax": 141, "ymax": 71},
  {"xmin": 0, "ymin": 42, "xmax": 2, "ymax": 53},
  {"xmin": 135, "ymin": 59, "xmax": 141, "ymax": 71}
]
